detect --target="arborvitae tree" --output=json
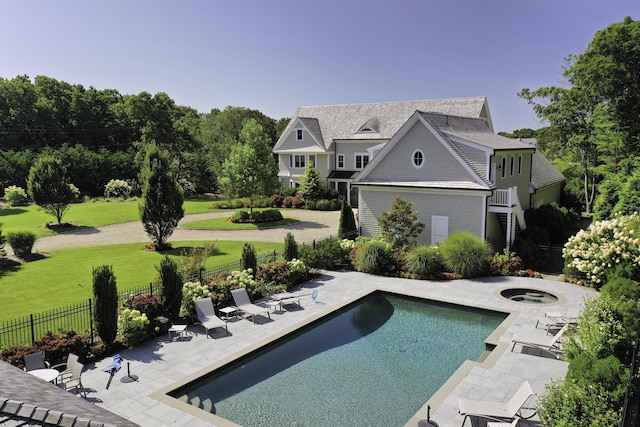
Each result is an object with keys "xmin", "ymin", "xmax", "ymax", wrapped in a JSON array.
[
  {"xmin": 158, "ymin": 256, "xmax": 183, "ymax": 319},
  {"xmin": 338, "ymin": 200, "xmax": 358, "ymax": 239},
  {"xmin": 241, "ymin": 242, "xmax": 257, "ymax": 274},
  {"xmin": 93, "ymin": 265, "xmax": 118, "ymax": 347},
  {"xmin": 284, "ymin": 232, "xmax": 298, "ymax": 261},
  {"xmin": 299, "ymin": 161, "xmax": 323, "ymax": 201},
  {"xmin": 27, "ymin": 155, "xmax": 76, "ymax": 224},
  {"xmin": 138, "ymin": 144, "xmax": 184, "ymax": 250},
  {"xmin": 377, "ymin": 196, "xmax": 425, "ymax": 250},
  {"xmin": 0, "ymin": 224, "xmax": 6, "ymax": 258}
]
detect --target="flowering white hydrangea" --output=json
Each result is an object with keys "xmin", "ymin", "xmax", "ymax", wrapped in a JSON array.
[
  {"xmin": 340, "ymin": 239, "xmax": 357, "ymax": 250},
  {"xmin": 563, "ymin": 212, "xmax": 640, "ymax": 288},
  {"xmin": 180, "ymin": 281, "xmax": 212, "ymax": 316},
  {"xmin": 226, "ymin": 269, "xmax": 257, "ymax": 291},
  {"xmin": 287, "ymin": 258, "xmax": 307, "ymax": 273},
  {"xmin": 117, "ymin": 308, "xmax": 150, "ymax": 345}
]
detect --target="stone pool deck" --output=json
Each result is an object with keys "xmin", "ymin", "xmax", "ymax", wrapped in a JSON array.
[{"xmin": 79, "ymin": 271, "xmax": 596, "ymax": 427}]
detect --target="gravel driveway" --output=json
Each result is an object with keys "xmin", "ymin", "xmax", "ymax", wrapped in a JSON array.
[{"xmin": 32, "ymin": 209, "xmax": 341, "ymax": 253}]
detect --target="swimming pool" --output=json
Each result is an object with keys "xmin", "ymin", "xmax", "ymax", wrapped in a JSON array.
[{"xmin": 169, "ymin": 292, "xmax": 506, "ymax": 426}]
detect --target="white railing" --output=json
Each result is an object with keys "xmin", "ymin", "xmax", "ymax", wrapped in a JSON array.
[{"xmin": 490, "ymin": 188, "xmax": 513, "ymax": 206}]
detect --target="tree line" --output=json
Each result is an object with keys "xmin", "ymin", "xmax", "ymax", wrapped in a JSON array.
[{"xmin": 0, "ymin": 75, "xmax": 289, "ymax": 196}]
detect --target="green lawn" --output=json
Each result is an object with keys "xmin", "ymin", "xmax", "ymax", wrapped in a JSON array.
[
  {"xmin": 0, "ymin": 240, "xmax": 282, "ymax": 323},
  {"xmin": 0, "ymin": 199, "xmax": 220, "ymax": 237}
]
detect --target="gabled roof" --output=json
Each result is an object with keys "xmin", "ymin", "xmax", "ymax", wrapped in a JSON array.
[{"xmin": 277, "ymin": 97, "xmax": 491, "ymax": 150}]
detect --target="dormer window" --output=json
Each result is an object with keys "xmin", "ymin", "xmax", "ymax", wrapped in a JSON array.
[
  {"xmin": 360, "ymin": 127, "xmax": 374, "ymax": 133},
  {"xmin": 356, "ymin": 118, "xmax": 379, "ymax": 134},
  {"xmin": 296, "ymin": 129, "xmax": 303, "ymax": 140}
]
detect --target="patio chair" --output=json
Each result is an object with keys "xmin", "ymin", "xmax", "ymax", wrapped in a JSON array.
[
  {"xmin": 24, "ymin": 351, "xmax": 49, "ymax": 372},
  {"xmin": 58, "ymin": 361, "xmax": 86, "ymax": 398},
  {"xmin": 231, "ymin": 288, "xmax": 271, "ymax": 324},
  {"xmin": 458, "ymin": 381, "xmax": 535, "ymax": 426},
  {"xmin": 51, "ymin": 353, "xmax": 79, "ymax": 382},
  {"xmin": 511, "ymin": 324, "xmax": 569, "ymax": 357},
  {"xmin": 487, "ymin": 419, "xmax": 520, "ymax": 427},
  {"xmin": 535, "ymin": 312, "xmax": 578, "ymax": 334},
  {"xmin": 194, "ymin": 298, "xmax": 229, "ymax": 338}
]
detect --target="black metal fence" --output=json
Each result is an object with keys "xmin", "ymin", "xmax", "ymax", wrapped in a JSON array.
[
  {"xmin": 0, "ymin": 234, "xmax": 353, "ymax": 350},
  {"xmin": 0, "ymin": 282, "xmax": 161, "ymax": 349}
]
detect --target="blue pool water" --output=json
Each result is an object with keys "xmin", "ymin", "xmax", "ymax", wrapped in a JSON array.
[{"xmin": 172, "ymin": 292, "xmax": 506, "ymax": 427}]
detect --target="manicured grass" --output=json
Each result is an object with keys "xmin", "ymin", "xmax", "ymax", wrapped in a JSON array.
[
  {"xmin": 182, "ymin": 216, "xmax": 299, "ymax": 229},
  {"xmin": 0, "ymin": 199, "xmax": 221, "ymax": 237},
  {"xmin": 0, "ymin": 240, "xmax": 282, "ymax": 323}
]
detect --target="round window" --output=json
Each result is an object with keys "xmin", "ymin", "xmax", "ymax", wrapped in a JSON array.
[{"xmin": 412, "ymin": 149, "xmax": 424, "ymax": 168}]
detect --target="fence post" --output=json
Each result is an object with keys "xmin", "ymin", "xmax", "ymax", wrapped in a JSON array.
[
  {"xmin": 89, "ymin": 298, "xmax": 95, "ymax": 347},
  {"xmin": 149, "ymin": 282, "xmax": 154, "ymax": 296},
  {"xmin": 30, "ymin": 314, "xmax": 35, "ymax": 345},
  {"xmin": 313, "ymin": 239, "xmax": 316, "ymax": 250}
]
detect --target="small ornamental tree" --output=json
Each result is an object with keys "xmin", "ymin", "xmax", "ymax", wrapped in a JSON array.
[
  {"xmin": 283, "ymin": 232, "xmax": 298, "ymax": 261},
  {"xmin": 299, "ymin": 161, "xmax": 323, "ymax": 202},
  {"xmin": 3, "ymin": 185, "xmax": 28, "ymax": 206},
  {"xmin": 92, "ymin": 265, "xmax": 118, "ymax": 348},
  {"xmin": 138, "ymin": 144, "xmax": 184, "ymax": 250},
  {"xmin": 377, "ymin": 196, "xmax": 425, "ymax": 250},
  {"xmin": 338, "ymin": 200, "xmax": 358, "ymax": 239},
  {"xmin": 241, "ymin": 242, "xmax": 257, "ymax": 274},
  {"xmin": 27, "ymin": 155, "xmax": 76, "ymax": 224},
  {"xmin": 158, "ymin": 256, "xmax": 183, "ymax": 319}
]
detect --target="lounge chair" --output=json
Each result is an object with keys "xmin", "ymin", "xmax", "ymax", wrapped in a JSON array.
[
  {"xmin": 458, "ymin": 381, "xmax": 535, "ymax": 426},
  {"xmin": 24, "ymin": 351, "xmax": 49, "ymax": 371},
  {"xmin": 51, "ymin": 353, "xmax": 79, "ymax": 382},
  {"xmin": 535, "ymin": 312, "xmax": 578, "ymax": 334},
  {"xmin": 511, "ymin": 324, "xmax": 569, "ymax": 357},
  {"xmin": 194, "ymin": 298, "xmax": 229, "ymax": 338},
  {"xmin": 231, "ymin": 288, "xmax": 271, "ymax": 323},
  {"xmin": 58, "ymin": 361, "xmax": 86, "ymax": 398},
  {"xmin": 487, "ymin": 419, "xmax": 520, "ymax": 427}
]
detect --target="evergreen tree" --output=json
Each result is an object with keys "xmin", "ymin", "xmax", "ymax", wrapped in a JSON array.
[
  {"xmin": 338, "ymin": 200, "xmax": 358, "ymax": 239},
  {"xmin": 158, "ymin": 256, "xmax": 183, "ymax": 319},
  {"xmin": 377, "ymin": 196, "xmax": 425, "ymax": 250},
  {"xmin": 93, "ymin": 265, "xmax": 118, "ymax": 347},
  {"xmin": 284, "ymin": 232, "xmax": 298, "ymax": 261},
  {"xmin": 299, "ymin": 161, "xmax": 323, "ymax": 201},
  {"xmin": 241, "ymin": 242, "xmax": 257, "ymax": 274},
  {"xmin": 138, "ymin": 144, "xmax": 184, "ymax": 250}
]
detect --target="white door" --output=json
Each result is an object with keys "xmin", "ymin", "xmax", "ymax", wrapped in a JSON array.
[{"xmin": 432, "ymin": 216, "xmax": 449, "ymax": 244}]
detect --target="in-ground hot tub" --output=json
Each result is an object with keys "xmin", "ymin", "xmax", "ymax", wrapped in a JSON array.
[{"xmin": 500, "ymin": 288, "xmax": 559, "ymax": 304}]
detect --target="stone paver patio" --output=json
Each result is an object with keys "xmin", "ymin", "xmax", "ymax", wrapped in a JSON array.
[{"xmin": 79, "ymin": 271, "xmax": 596, "ymax": 427}]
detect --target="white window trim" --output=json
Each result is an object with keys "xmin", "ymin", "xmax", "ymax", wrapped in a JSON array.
[
  {"xmin": 517, "ymin": 154, "xmax": 522, "ymax": 175},
  {"xmin": 296, "ymin": 129, "xmax": 303, "ymax": 141},
  {"xmin": 501, "ymin": 157, "xmax": 506, "ymax": 179},
  {"xmin": 290, "ymin": 154, "xmax": 306, "ymax": 169},
  {"xmin": 337, "ymin": 154, "xmax": 345, "ymax": 170},
  {"xmin": 411, "ymin": 148, "xmax": 425, "ymax": 169},
  {"xmin": 510, "ymin": 155, "xmax": 515, "ymax": 176}
]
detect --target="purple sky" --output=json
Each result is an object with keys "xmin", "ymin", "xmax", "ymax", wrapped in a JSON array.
[{"xmin": 2, "ymin": 0, "xmax": 639, "ymax": 132}]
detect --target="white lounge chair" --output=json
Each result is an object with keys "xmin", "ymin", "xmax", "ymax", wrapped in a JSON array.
[
  {"xmin": 231, "ymin": 288, "xmax": 271, "ymax": 323},
  {"xmin": 535, "ymin": 312, "xmax": 578, "ymax": 334},
  {"xmin": 194, "ymin": 298, "xmax": 229, "ymax": 338},
  {"xmin": 458, "ymin": 381, "xmax": 535, "ymax": 426},
  {"xmin": 511, "ymin": 324, "xmax": 569, "ymax": 357}
]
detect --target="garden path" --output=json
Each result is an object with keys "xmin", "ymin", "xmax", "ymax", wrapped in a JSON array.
[{"xmin": 30, "ymin": 209, "xmax": 341, "ymax": 253}]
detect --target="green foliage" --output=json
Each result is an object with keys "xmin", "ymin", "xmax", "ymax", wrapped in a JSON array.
[
  {"xmin": 122, "ymin": 294, "xmax": 171, "ymax": 338},
  {"xmin": 3, "ymin": 185, "xmax": 28, "ymax": 206},
  {"xmin": 0, "ymin": 330, "xmax": 90, "ymax": 369},
  {"xmin": 488, "ymin": 249, "xmax": 523, "ymax": 276},
  {"xmin": 27, "ymin": 155, "xmax": 76, "ymax": 224},
  {"xmin": 338, "ymin": 200, "xmax": 358, "ymax": 239},
  {"xmin": 104, "ymin": 179, "xmax": 132, "ymax": 199},
  {"xmin": 226, "ymin": 269, "xmax": 259, "ymax": 297},
  {"xmin": 354, "ymin": 240, "xmax": 395, "ymax": 275},
  {"xmin": 405, "ymin": 245, "xmax": 444, "ymax": 279},
  {"xmin": 92, "ymin": 265, "xmax": 118, "ymax": 347},
  {"xmin": 0, "ymin": 224, "xmax": 5, "ymax": 257},
  {"xmin": 612, "ymin": 167, "xmax": 640, "ymax": 216},
  {"xmin": 539, "ymin": 380, "xmax": 622, "ymax": 427},
  {"xmin": 283, "ymin": 232, "xmax": 298, "ymax": 261},
  {"xmin": 299, "ymin": 162, "xmax": 323, "ymax": 201},
  {"xmin": 601, "ymin": 277, "xmax": 640, "ymax": 301},
  {"xmin": 241, "ymin": 242, "xmax": 257, "ymax": 273},
  {"xmin": 230, "ymin": 208, "xmax": 283, "ymax": 223},
  {"xmin": 304, "ymin": 198, "xmax": 341, "ymax": 211},
  {"xmin": 7, "ymin": 231, "xmax": 36, "ymax": 258},
  {"xmin": 298, "ymin": 237, "xmax": 350, "ymax": 270},
  {"xmin": 255, "ymin": 259, "xmax": 308, "ymax": 291},
  {"xmin": 524, "ymin": 203, "xmax": 577, "ymax": 244},
  {"xmin": 377, "ymin": 196, "xmax": 425, "ymax": 250},
  {"xmin": 178, "ymin": 243, "xmax": 218, "ymax": 281},
  {"xmin": 439, "ymin": 231, "xmax": 490, "ymax": 278},
  {"xmin": 158, "ymin": 256, "xmax": 183, "ymax": 319},
  {"xmin": 117, "ymin": 308, "xmax": 150, "ymax": 347},
  {"xmin": 567, "ymin": 353, "xmax": 628, "ymax": 406},
  {"xmin": 138, "ymin": 144, "xmax": 185, "ymax": 250}
]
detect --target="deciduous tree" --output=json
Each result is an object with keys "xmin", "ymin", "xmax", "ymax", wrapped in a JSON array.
[
  {"xmin": 377, "ymin": 196, "xmax": 425, "ymax": 250},
  {"xmin": 27, "ymin": 155, "xmax": 76, "ymax": 224}
]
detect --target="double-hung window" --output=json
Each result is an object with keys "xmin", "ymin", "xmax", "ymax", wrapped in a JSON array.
[
  {"xmin": 355, "ymin": 153, "xmax": 369, "ymax": 170},
  {"xmin": 337, "ymin": 154, "xmax": 345, "ymax": 169},
  {"xmin": 296, "ymin": 129, "xmax": 303, "ymax": 141},
  {"xmin": 290, "ymin": 154, "xmax": 306, "ymax": 169}
]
